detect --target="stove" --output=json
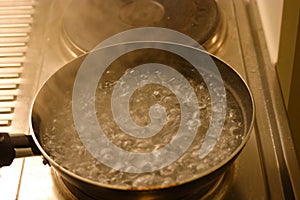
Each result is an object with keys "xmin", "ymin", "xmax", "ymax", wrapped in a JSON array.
[{"xmin": 0, "ymin": 0, "xmax": 299, "ymax": 199}]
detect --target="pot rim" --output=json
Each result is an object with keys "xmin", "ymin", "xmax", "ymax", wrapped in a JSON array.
[{"xmin": 29, "ymin": 42, "xmax": 255, "ymax": 191}]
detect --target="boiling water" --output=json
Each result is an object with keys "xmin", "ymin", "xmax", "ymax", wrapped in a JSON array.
[{"xmin": 40, "ymin": 69, "xmax": 245, "ymax": 189}]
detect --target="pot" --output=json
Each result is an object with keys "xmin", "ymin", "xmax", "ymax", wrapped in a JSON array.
[{"xmin": 0, "ymin": 42, "xmax": 254, "ymax": 200}]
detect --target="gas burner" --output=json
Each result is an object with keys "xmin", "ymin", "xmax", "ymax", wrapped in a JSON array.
[
  {"xmin": 61, "ymin": 0, "xmax": 226, "ymax": 56},
  {"xmin": 51, "ymin": 164, "xmax": 235, "ymax": 200}
]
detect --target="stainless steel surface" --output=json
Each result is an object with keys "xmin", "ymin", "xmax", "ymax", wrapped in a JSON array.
[
  {"xmin": 61, "ymin": 0, "xmax": 225, "ymax": 54},
  {"xmin": 238, "ymin": 0, "xmax": 300, "ymax": 198},
  {"xmin": 0, "ymin": 0, "xmax": 299, "ymax": 199},
  {"xmin": 0, "ymin": 0, "xmax": 47, "ymax": 199}
]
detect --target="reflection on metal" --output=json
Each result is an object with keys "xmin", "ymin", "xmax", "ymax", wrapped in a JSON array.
[
  {"xmin": 0, "ymin": 0, "xmax": 33, "ymax": 132},
  {"xmin": 203, "ymin": 10, "xmax": 227, "ymax": 54},
  {"xmin": 0, "ymin": 1, "xmax": 42, "ymax": 200},
  {"xmin": 237, "ymin": 0, "xmax": 300, "ymax": 198},
  {"xmin": 17, "ymin": 157, "xmax": 61, "ymax": 200},
  {"xmin": 60, "ymin": 0, "xmax": 226, "ymax": 56},
  {"xmin": 0, "ymin": 159, "xmax": 23, "ymax": 200},
  {"xmin": 0, "ymin": 0, "xmax": 299, "ymax": 199}
]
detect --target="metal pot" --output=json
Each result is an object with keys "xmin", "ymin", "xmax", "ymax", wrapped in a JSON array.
[{"xmin": 0, "ymin": 42, "xmax": 254, "ymax": 200}]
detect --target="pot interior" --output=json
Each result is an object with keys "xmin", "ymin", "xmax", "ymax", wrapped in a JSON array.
[{"xmin": 31, "ymin": 44, "xmax": 253, "ymax": 190}]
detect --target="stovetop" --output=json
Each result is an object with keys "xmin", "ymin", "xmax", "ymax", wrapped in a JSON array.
[{"xmin": 0, "ymin": 0, "xmax": 299, "ymax": 199}]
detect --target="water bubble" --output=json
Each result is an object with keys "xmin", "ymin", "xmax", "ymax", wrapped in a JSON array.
[
  {"xmin": 132, "ymin": 174, "xmax": 154, "ymax": 187},
  {"xmin": 149, "ymin": 104, "xmax": 166, "ymax": 119}
]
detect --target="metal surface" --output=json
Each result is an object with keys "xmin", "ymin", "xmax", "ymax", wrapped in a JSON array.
[
  {"xmin": 0, "ymin": 0, "xmax": 299, "ymax": 199},
  {"xmin": 0, "ymin": 0, "xmax": 46, "ymax": 199},
  {"xmin": 236, "ymin": 0, "xmax": 300, "ymax": 198},
  {"xmin": 62, "ymin": 0, "xmax": 224, "ymax": 53}
]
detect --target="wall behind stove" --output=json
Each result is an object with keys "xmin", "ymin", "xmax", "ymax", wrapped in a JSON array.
[
  {"xmin": 276, "ymin": 0, "xmax": 300, "ymax": 164},
  {"xmin": 255, "ymin": 0, "xmax": 283, "ymax": 64}
]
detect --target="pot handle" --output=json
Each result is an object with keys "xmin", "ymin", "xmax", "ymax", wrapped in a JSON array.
[{"xmin": 0, "ymin": 133, "xmax": 41, "ymax": 167}]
